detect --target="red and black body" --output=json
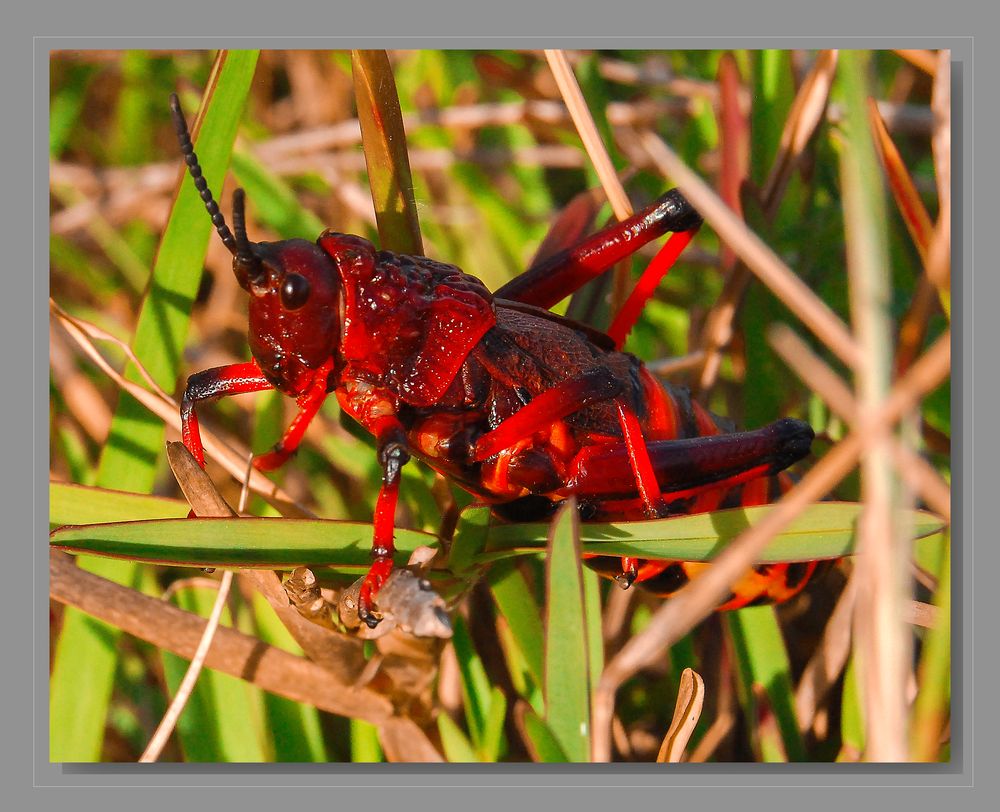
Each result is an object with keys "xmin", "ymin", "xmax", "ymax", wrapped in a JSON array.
[{"xmin": 170, "ymin": 94, "xmax": 818, "ymax": 627}]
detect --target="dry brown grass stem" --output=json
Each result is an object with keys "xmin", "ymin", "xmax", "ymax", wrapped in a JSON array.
[
  {"xmin": 840, "ymin": 71, "xmax": 909, "ymax": 760},
  {"xmin": 159, "ymin": 576, "xmax": 224, "ymax": 604},
  {"xmin": 768, "ymin": 324, "xmax": 951, "ymax": 521},
  {"xmin": 686, "ymin": 711, "xmax": 735, "ymax": 763},
  {"xmin": 904, "ymin": 601, "xmax": 939, "ymax": 629},
  {"xmin": 868, "ymin": 100, "xmax": 934, "ymax": 260},
  {"xmin": 544, "ymin": 50, "xmax": 633, "ymax": 222},
  {"xmin": 49, "ymin": 300, "xmax": 307, "ymax": 513},
  {"xmin": 868, "ymin": 95, "xmax": 942, "ymax": 377},
  {"xmin": 687, "ymin": 670, "xmax": 737, "ymax": 763},
  {"xmin": 591, "ymin": 331, "xmax": 950, "ymax": 762},
  {"xmin": 601, "ymin": 581, "xmax": 636, "ymax": 647},
  {"xmin": 762, "ymin": 50, "xmax": 839, "ymax": 219},
  {"xmin": 794, "ymin": 575, "xmax": 858, "ymax": 733},
  {"xmin": 555, "ymin": 51, "xmax": 718, "ymax": 99},
  {"xmin": 256, "ymin": 97, "xmax": 693, "ymax": 160},
  {"xmin": 635, "ymin": 130, "xmax": 863, "ymax": 371},
  {"xmin": 271, "ymin": 145, "xmax": 588, "ymax": 174}
]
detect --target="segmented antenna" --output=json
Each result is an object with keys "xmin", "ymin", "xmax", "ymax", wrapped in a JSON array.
[
  {"xmin": 168, "ymin": 93, "xmax": 237, "ymax": 255},
  {"xmin": 231, "ymin": 188, "xmax": 250, "ymax": 253},
  {"xmin": 231, "ymin": 187, "xmax": 263, "ymax": 283}
]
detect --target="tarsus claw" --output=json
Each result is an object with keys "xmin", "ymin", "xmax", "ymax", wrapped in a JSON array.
[{"xmin": 357, "ymin": 604, "xmax": 381, "ymax": 629}]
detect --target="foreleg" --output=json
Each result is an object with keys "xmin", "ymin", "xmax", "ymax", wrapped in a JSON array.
[
  {"xmin": 181, "ymin": 361, "xmax": 275, "ymax": 467},
  {"xmin": 252, "ymin": 358, "xmax": 334, "ymax": 472}
]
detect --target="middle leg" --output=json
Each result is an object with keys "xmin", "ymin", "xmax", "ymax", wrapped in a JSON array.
[{"xmin": 357, "ymin": 416, "xmax": 411, "ymax": 629}]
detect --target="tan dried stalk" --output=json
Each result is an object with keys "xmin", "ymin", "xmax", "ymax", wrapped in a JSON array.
[
  {"xmin": 839, "ymin": 59, "xmax": 910, "ymax": 759},
  {"xmin": 544, "ymin": 50, "xmax": 632, "ymax": 221}
]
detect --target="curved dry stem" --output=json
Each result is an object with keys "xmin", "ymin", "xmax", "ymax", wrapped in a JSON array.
[
  {"xmin": 655, "ymin": 668, "xmax": 705, "ymax": 763},
  {"xmin": 761, "ymin": 50, "xmax": 839, "ymax": 220}
]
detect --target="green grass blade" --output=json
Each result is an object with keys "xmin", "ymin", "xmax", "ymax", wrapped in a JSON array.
[
  {"xmin": 495, "ymin": 613, "xmax": 545, "ymax": 715},
  {"xmin": 350, "ymin": 720, "xmax": 384, "ymax": 763},
  {"xmin": 448, "ymin": 506, "xmax": 492, "ymax": 574},
  {"xmin": 50, "ymin": 517, "xmax": 439, "ymax": 569},
  {"xmin": 50, "ymin": 52, "xmax": 259, "ymax": 762},
  {"xmin": 352, "ymin": 50, "xmax": 422, "ymax": 254},
  {"xmin": 727, "ymin": 606, "xmax": 806, "ymax": 761},
  {"xmin": 543, "ymin": 501, "xmax": 591, "ymax": 762},
  {"xmin": 481, "ymin": 503, "xmax": 944, "ymax": 564},
  {"xmin": 249, "ymin": 592, "xmax": 329, "ymax": 762},
  {"xmin": 451, "ymin": 614, "xmax": 492, "ymax": 751},
  {"xmin": 53, "ymin": 425, "xmax": 95, "ymax": 486},
  {"xmin": 839, "ymin": 654, "xmax": 865, "ymax": 759},
  {"xmin": 479, "ymin": 687, "xmax": 508, "ymax": 762},
  {"xmin": 50, "ymin": 482, "xmax": 189, "ymax": 527},
  {"xmin": 160, "ymin": 585, "xmax": 268, "ymax": 762},
  {"xmin": 517, "ymin": 703, "xmax": 569, "ymax": 763},
  {"xmin": 99, "ymin": 50, "xmax": 259, "ymax": 490},
  {"xmin": 750, "ymin": 49, "xmax": 795, "ymax": 189},
  {"xmin": 488, "ymin": 561, "xmax": 545, "ymax": 706},
  {"xmin": 437, "ymin": 711, "xmax": 479, "ymax": 763},
  {"xmin": 582, "ymin": 568, "xmax": 604, "ymax": 700}
]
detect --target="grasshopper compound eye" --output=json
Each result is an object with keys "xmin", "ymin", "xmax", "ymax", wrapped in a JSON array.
[{"xmin": 280, "ymin": 273, "xmax": 311, "ymax": 311}]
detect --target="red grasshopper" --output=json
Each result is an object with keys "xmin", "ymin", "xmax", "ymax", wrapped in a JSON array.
[{"xmin": 171, "ymin": 94, "xmax": 819, "ymax": 628}]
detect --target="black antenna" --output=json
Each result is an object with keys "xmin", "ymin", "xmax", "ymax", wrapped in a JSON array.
[
  {"xmin": 169, "ymin": 93, "xmax": 237, "ymax": 255},
  {"xmin": 231, "ymin": 187, "xmax": 263, "ymax": 283},
  {"xmin": 232, "ymin": 188, "xmax": 251, "ymax": 254}
]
